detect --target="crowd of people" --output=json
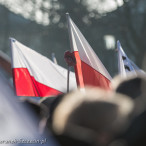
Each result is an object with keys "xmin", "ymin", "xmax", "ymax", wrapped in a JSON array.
[
  {"xmin": 0, "ymin": 50, "xmax": 146, "ymax": 146},
  {"xmin": 22, "ymin": 72, "xmax": 146, "ymax": 146}
]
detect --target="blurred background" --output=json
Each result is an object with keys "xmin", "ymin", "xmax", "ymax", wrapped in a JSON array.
[{"xmin": 0, "ymin": 0, "xmax": 146, "ymax": 77}]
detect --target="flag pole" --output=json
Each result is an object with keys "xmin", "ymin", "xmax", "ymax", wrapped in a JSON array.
[
  {"xmin": 66, "ymin": 13, "xmax": 72, "ymax": 93},
  {"xmin": 66, "ymin": 13, "xmax": 74, "ymax": 52},
  {"xmin": 67, "ymin": 66, "xmax": 70, "ymax": 93},
  {"xmin": 117, "ymin": 40, "xmax": 121, "ymax": 75},
  {"xmin": 64, "ymin": 50, "xmax": 76, "ymax": 93},
  {"xmin": 51, "ymin": 52, "xmax": 58, "ymax": 64}
]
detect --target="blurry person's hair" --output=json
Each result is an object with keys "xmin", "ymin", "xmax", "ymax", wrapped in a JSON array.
[
  {"xmin": 111, "ymin": 72, "xmax": 146, "ymax": 99},
  {"xmin": 52, "ymin": 87, "xmax": 134, "ymax": 146},
  {"xmin": 115, "ymin": 109, "xmax": 146, "ymax": 146},
  {"xmin": 40, "ymin": 94, "xmax": 66, "ymax": 124},
  {"xmin": 40, "ymin": 96, "xmax": 57, "ymax": 118},
  {"xmin": 110, "ymin": 73, "xmax": 146, "ymax": 146},
  {"xmin": 36, "ymin": 94, "xmax": 67, "ymax": 134}
]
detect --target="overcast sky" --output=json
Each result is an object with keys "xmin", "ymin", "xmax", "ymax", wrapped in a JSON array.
[{"xmin": 0, "ymin": 0, "xmax": 124, "ymax": 25}]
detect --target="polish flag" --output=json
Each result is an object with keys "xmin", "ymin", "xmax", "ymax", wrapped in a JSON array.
[
  {"xmin": 10, "ymin": 38, "xmax": 77, "ymax": 97},
  {"xmin": 66, "ymin": 14, "xmax": 112, "ymax": 90}
]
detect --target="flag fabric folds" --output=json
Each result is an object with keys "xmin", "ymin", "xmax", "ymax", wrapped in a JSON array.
[
  {"xmin": 117, "ymin": 40, "xmax": 145, "ymax": 77},
  {"xmin": 10, "ymin": 38, "xmax": 77, "ymax": 97},
  {"xmin": 66, "ymin": 14, "xmax": 112, "ymax": 90}
]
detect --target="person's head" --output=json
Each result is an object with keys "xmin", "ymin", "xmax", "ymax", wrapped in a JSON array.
[
  {"xmin": 111, "ymin": 73, "xmax": 146, "ymax": 99},
  {"xmin": 52, "ymin": 87, "xmax": 134, "ymax": 146}
]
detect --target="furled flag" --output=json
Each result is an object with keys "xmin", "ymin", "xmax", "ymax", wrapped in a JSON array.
[
  {"xmin": 117, "ymin": 40, "xmax": 145, "ymax": 77},
  {"xmin": 10, "ymin": 38, "xmax": 77, "ymax": 97},
  {"xmin": 66, "ymin": 13, "xmax": 112, "ymax": 90}
]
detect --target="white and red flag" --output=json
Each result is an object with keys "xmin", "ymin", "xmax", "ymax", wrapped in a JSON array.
[
  {"xmin": 66, "ymin": 14, "xmax": 112, "ymax": 90},
  {"xmin": 10, "ymin": 38, "xmax": 77, "ymax": 97}
]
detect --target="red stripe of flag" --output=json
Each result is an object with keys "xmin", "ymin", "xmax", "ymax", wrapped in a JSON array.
[{"xmin": 13, "ymin": 68, "xmax": 62, "ymax": 97}]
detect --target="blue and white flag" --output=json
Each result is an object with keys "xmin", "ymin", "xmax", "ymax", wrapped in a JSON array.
[{"xmin": 117, "ymin": 40, "xmax": 145, "ymax": 77}]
